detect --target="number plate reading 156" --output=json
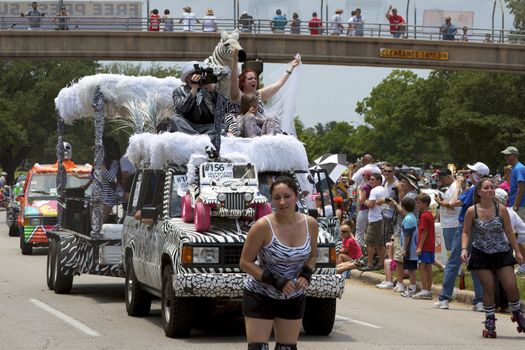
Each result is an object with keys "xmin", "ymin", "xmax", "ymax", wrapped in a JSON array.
[{"xmin": 203, "ymin": 163, "xmax": 234, "ymax": 179}]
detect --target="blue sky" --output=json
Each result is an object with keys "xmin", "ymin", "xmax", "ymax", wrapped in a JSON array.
[{"xmin": 134, "ymin": 0, "xmax": 514, "ymax": 127}]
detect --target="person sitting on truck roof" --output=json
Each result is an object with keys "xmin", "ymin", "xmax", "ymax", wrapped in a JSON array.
[{"xmin": 170, "ymin": 61, "xmax": 228, "ymax": 152}]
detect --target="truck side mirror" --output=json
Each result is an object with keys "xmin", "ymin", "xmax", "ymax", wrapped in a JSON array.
[{"xmin": 141, "ymin": 205, "xmax": 158, "ymax": 225}]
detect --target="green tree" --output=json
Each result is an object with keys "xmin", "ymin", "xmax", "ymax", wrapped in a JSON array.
[
  {"xmin": 505, "ymin": 0, "xmax": 525, "ymax": 30},
  {"xmin": 436, "ymin": 71, "xmax": 525, "ymax": 171},
  {"xmin": 351, "ymin": 70, "xmax": 449, "ymax": 166},
  {"xmin": 0, "ymin": 60, "xmax": 99, "ymax": 183},
  {"xmin": 295, "ymin": 117, "xmax": 358, "ymax": 162}
]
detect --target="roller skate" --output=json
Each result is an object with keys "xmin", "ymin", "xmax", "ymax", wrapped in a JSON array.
[
  {"xmin": 511, "ymin": 309, "xmax": 525, "ymax": 333},
  {"xmin": 482, "ymin": 316, "xmax": 497, "ymax": 338}
]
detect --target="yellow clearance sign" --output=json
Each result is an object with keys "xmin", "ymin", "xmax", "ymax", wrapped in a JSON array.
[{"xmin": 379, "ymin": 48, "xmax": 449, "ymax": 61}]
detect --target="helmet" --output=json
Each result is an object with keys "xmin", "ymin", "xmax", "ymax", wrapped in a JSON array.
[{"xmin": 63, "ymin": 142, "xmax": 72, "ymax": 160}]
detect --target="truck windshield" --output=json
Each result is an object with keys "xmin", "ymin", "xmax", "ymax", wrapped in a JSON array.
[{"xmin": 28, "ymin": 173, "xmax": 90, "ymax": 197}]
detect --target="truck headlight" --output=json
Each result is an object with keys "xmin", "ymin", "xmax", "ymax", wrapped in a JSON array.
[
  {"xmin": 192, "ymin": 247, "xmax": 220, "ymax": 264},
  {"xmin": 217, "ymin": 193, "xmax": 226, "ymax": 202},
  {"xmin": 244, "ymin": 193, "xmax": 253, "ymax": 202},
  {"xmin": 316, "ymin": 246, "xmax": 336, "ymax": 265},
  {"xmin": 29, "ymin": 217, "xmax": 42, "ymax": 226}
]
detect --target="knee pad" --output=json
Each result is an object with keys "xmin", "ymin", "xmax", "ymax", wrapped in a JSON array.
[
  {"xmin": 274, "ymin": 343, "xmax": 297, "ymax": 350},
  {"xmin": 248, "ymin": 343, "xmax": 269, "ymax": 350}
]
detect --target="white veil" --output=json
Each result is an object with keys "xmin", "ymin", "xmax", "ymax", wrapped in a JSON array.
[{"xmin": 264, "ymin": 61, "xmax": 302, "ymax": 136}]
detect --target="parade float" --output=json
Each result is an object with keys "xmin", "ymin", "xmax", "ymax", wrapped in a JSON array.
[{"xmin": 49, "ymin": 30, "xmax": 344, "ymax": 338}]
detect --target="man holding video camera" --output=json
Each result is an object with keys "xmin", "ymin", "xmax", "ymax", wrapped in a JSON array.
[{"xmin": 171, "ymin": 61, "xmax": 227, "ymax": 151}]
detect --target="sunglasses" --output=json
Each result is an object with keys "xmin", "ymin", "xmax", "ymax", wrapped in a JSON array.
[{"xmin": 383, "ymin": 169, "xmax": 393, "ymax": 173}]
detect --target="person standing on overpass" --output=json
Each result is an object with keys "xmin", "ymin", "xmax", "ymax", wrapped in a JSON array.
[
  {"xmin": 440, "ymin": 17, "xmax": 457, "ymax": 40},
  {"xmin": 385, "ymin": 5, "xmax": 405, "ymax": 38},
  {"xmin": 308, "ymin": 12, "xmax": 322, "ymax": 35},
  {"xmin": 20, "ymin": 1, "xmax": 45, "ymax": 30}
]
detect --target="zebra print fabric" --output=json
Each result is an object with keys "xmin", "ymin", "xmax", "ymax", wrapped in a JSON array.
[{"xmin": 245, "ymin": 215, "xmax": 312, "ymax": 300}]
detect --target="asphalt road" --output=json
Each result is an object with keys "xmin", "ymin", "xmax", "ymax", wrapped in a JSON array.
[{"xmin": 1, "ymin": 211, "xmax": 524, "ymax": 349}]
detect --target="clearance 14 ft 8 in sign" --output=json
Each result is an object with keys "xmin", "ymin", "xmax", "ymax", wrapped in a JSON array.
[{"xmin": 379, "ymin": 48, "xmax": 449, "ymax": 61}]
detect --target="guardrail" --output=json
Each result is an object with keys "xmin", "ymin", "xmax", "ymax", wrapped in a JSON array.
[{"xmin": 2, "ymin": 16, "xmax": 524, "ymax": 44}]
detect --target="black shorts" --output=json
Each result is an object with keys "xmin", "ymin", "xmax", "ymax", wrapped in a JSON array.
[
  {"xmin": 242, "ymin": 288, "xmax": 306, "ymax": 320},
  {"xmin": 403, "ymin": 259, "xmax": 418, "ymax": 270},
  {"xmin": 467, "ymin": 247, "xmax": 517, "ymax": 270}
]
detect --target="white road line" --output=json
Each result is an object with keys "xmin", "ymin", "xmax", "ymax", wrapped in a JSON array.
[
  {"xmin": 335, "ymin": 314, "xmax": 383, "ymax": 329},
  {"xmin": 30, "ymin": 299, "xmax": 101, "ymax": 337}
]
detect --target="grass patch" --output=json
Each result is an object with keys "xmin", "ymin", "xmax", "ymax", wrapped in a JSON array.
[{"xmin": 432, "ymin": 265, "xmax": 525, "ymax": 300}]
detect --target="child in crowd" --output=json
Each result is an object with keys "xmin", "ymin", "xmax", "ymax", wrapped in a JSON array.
[
  {"xmin": 413, "ymin": 193, "xmax": 435, "ymax": 299},
  {"xmin": 400, "ymin": 197, "xmax": 418, "ymax": 297},
  {"xmin": 336, "ymin": 223, "xmax": 363, "ymax": 274},
  {"xmin": 376, "ymin": 236, "xmax": 396, "ymax": 289}
]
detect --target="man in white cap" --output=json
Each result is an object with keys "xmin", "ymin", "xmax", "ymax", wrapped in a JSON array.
[
  {"xmin": 454, "ymin": 161, "xmax": 490, "ymax": 311},
  {"xmin": 170, "ymin": 61, "xmax": 227, "ymax": 151},
  {"xmin": 495, "ymin": 188, "xmax": 525, "ymax": 274},
  {"xmin": 180, "ymin": 6, "xmax": 199, "ymax": 31},
  {"xmin": 501, "ymin": 146, "xmax": 525, "ymax": 221}
]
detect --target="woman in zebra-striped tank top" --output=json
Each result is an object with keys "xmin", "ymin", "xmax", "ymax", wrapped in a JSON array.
[{"xmin": 240, "ymin": 176, "xmax": 318, "ymax": 350}]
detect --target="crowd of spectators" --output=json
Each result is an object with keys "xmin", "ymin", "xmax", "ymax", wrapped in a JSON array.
[
  {"xmin": 331, "ymin": 147, "xmax": 525, "ymax": 320},
  {"xmin": 19, "ymin": 2, "xmax": 488, "ymax": 41}
]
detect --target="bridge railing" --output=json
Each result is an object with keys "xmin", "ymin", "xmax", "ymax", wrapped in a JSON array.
[{"xmin": 2, "ymin": 16, "xmax": 524, "ymax": 45}]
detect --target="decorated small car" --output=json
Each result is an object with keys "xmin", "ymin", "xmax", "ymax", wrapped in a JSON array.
[
  {"xmin": 18, "ymin": 154, "xmax": 91, "ymax": 255},
  {"xmin": 182, "ymin": 159, "xmax": 272, "ymax": 232}
]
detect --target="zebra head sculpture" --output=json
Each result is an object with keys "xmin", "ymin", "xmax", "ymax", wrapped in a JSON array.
[
  {"xmin": 211, "ymin": 28, "xmax": 246, "ymax": 68},
  {"xmin": 205, "ymin": 29, "xmax": 245, "ymax": 99}
]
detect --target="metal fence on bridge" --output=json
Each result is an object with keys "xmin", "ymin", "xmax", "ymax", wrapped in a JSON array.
[{"xmin": 2, "ymin": 16, "xmax": 524, "ymax": 44}]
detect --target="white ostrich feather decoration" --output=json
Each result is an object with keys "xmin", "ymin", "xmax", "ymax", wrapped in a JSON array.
[
  {"xmin": 55, "ymin": 74, "xmax": 182, "ymax": 125},
  {"xmin": 126, "ymin": 133, "xmax": 309, "ymax": 173}
]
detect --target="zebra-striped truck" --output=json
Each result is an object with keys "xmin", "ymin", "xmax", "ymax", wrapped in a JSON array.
[
  {"xmin": 123, "ymin": 166, "xmax": 344, "ymax": 338},
  {"xmin": 121, "ymin": 134, "xmax": 345, "ymax": 338}
]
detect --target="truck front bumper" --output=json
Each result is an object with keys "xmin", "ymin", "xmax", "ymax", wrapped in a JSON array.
[{"xmin": 173, "ymin": 273, "xmax": 345, "ymax": 299}]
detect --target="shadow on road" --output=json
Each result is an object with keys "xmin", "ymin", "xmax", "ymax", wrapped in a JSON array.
[{"xmin": 70, "ymin": 282, "xmax": 125, "ymax": 303}]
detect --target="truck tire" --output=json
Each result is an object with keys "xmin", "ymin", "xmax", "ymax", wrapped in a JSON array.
[
  {"xmin": 20, "ymin": 228, "xmax": 33, "ymax": 255},
  {"xmin": 194, "ymin": 202, "xmax": 210, "ymax": 232},
  {"xmin": 161, "ymin": 265, "xmax": 193, "ymax": 338},
  {"xmin": 9, "ymin": 223, "xmax": 19, "ymax": 237},
  {"xmin": 53, "ymin": 239, "xmax": 74, "ymax": 294},
  {"xmin": 46, "ymin": 239, "xmax": 56, "ymax": 290},
  {"xmin": 125, "ymin": 255, "xmax": 152, "ymax": 316},
  {"xmin": 255, "ymin": 203, "xmax": 272, "ymax": 220},
  {"xmin": 302, "ymin": 297, "xmax": 336, "ymax": 336},
  {"xmin": 181, "ymin": 194, "xmax": 194, "ymax": 223}
]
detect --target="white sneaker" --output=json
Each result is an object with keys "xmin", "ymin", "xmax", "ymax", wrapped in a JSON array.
[
  {"xmin": 401, "ymin": 289, "xmax": 415, "ymax": 298},
  {"xmin": 433, "ymin": 300, "xmax": 450, "ymax": 309},
  {"xmin": 377, "ymin": 281, "xmax": 394, "ymax": 289},
  {"xmin": 515, "ymin": 266, "xmax": 525, "ymax": 274},
  {"xmin": 473, "ymin": 302, "xmax": 484, "ymax": 312},
  {"xmin": 393, "ymin": 283, "xmax": 406, "ymax": 292},
  {"xmin": 376, "ymin": 281, "xmax": 387, "ymax": 288},
  {"xmin": 413, "ymin": 290, "xmax": 433, "ymax": 300}
]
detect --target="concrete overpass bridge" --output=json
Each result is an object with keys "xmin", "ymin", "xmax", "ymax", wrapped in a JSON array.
[{"xmin": 0, "ymin": 31, "xmax": 524, "ymax": 74}]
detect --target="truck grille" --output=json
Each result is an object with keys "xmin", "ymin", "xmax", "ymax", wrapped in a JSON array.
[
  {"xmin": 43, "ymin": 217, "xmax": 58, "ymax": 226},
  {"xmin": 225, "ymin": 193, "xmax": 245, "ymax": 211},
  {"xmin": 223, "ymin": 245, "xmax": 243, "ymax": 265}
]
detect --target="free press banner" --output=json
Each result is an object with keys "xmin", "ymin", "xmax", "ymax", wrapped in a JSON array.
[{"xmin": 1, "ymin": 1, "xmax": 143, "ymax": 30}]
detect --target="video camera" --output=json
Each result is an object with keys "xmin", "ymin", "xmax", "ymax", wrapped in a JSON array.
[{"xmin": 193, "ymin": 64, "xmax": 218, "ymax": 85}]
